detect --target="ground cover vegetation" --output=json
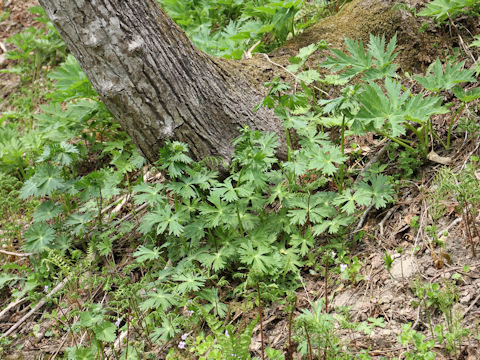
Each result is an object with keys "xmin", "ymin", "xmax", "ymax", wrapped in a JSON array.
[{"xmin": 0, "ymin": 0, "xmax": 480, "ymax": 358}]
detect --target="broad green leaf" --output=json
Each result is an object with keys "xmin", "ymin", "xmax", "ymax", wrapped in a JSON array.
[
  {"xmin": 452, "ymin": 86, "xmax": 480, "ymax": 102},
  {"xmin": 0, "ymin": 273, "xmax": 19, "ymax": 290},
  {"xmin": 139, "ymin": 289, "xmax": 176, "ymax": 311},
  {"xmin": 20, "ymin": 164, "xmax": 66, "ymax": 198},
  {"xmin": 133, "ymin": 182, "xmax": 165, "ymax": 206},
  {"xmin": 133, "ymin": 245, "xmax": 161, "ymax": 263},
  {"xmin": 174, "ymin": 272, "xmax": 207, "ymax": 294},
  {"xmin": 418, "ymin": 0, "xmax": 476, "ymax": 22},
  {"xmin": 94, "ymin": 321, "xmax": 116, "ymax": 343},
  {"xmin": 33, "ymin": 200, "xmax": 62, "ymax": 222},
  {"xmin": 309, "ymin": 144, "xmax": 346, "ymax": 176},
  {"xmin": 415, "ymin": 59, "xmax": 475, "ymax": 92},
  {"xmin": 357, "ymin": 174, "xmax": 395, "ymax": 209},
  {"xmin": 239, "ymin": 241, "xmax": 276, "ymax": 275},
  {"xmin": 296, "ymin": 70, "xmax": 321, "ymax": 84},
  {"xmin": 321, "ymin": 38, "xmax": 372, "ymax": 80},
  {"xmin": 23, "ymin": 223, "xmax": 56, "ymax": 253}
]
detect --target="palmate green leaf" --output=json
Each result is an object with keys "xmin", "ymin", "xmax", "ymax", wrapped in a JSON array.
[
  {"xmin": 280, "ymin": 247, "xmax": 303, "ymax": 274},
  {"xmin": 453, "ymin": 86, "xmax": 480, "ymax": 102},
  {"xmin": 309, "ymin": 144, "xmax": 346, "ymax": 176},
  {"xmin": 133, "ymin": 182, "xmax": 165, "ymax": 207},
  {"xmin": 64, "ymin": 212, "xmax": 95, "ymax": 236},
  {"xmin": 332, "ymin": 188, "xmax": 371, "ymax": 214},
  {"xmin": 211, "ymin": 178, "xmax": 252, "ymax": 203},
  {"xmin": 183, "ymin": 220, "xmax": 206, "ymax": 242},
  {"xmin": 138, "ymin": 205, "xmax": 185, "ymax": 236},
  {"xmin": 313, "ymin": 215, "xmax": 354, "ymax": 235},
  {"xmin": 415, "ymin": 59, "xmax": 475, "ymax": 92},
  {"xmin": 356, "ymin": 78, "xmax": 409, "ymax": 137},
  {"xmin": 23, "ymin": 223, "xmax": 56, "ymax": 253},
  {"xmin": 158, "ymin": 141, "xmax": 193, "ymax": 179},
  {"xmin": 368, "ymin": 33, "xmax": 398, "ymax": 69},
  {"xmin": 197, "ymin": 245, "xmax": 235, "ymax": 272},
  {"xmin": 133, "ymin": 245, "xmax": 161, "ymax": 263},
  {"xmin": 139, "ymin": 289, "xmax": 176, "ymax": 311},
  {"xmin": 49, "ymin": 54, "xmax": 96, "ymax": 101},
  {"xmin": 236, "ymin": 205, "xmax": 261, "ymax": 231},
  {"xmin": 239, "ymin": 241, "xmax": 276, "ymax": 275},
  {"xmin": 296, "ymin": 70, "xmax": 321, "ymax": 84},
  {"xmin": 266, "ymin": 182, "xmax": 290, "ymax": 205},
  {"xmin": 286, "ymin": 192, "xmax": 336, "ymax": 225},
  {"xmin": 286, "ymin": 193, "xmax": 309, "ymax": 226},
  {"xmin": 321, "ymin": 38, "xmax": 372, "ymax": 79},
  {"xmin": 75, "ymin": 169, "xmax": 121, "ymax": 201},
  {"xmin": 403, "ymin": 93, "xmax": 448, "ymax": 124},
  {"xmin": 364, "ymin": 34, "xmax": 398, "ymax": 80},
  {"xmin": 39, "ymin": 141, "xmax": 80, "ymax": 166},
  {"xmin": 166, "ymin": 178, "xmax": 199, "ymax": 199},
  {"xmin": 174, "ymin": 272, "xmax": 207, "ymax": 294},
  {"xmin": 150, "ymin": 315, "xmax": 181, "ymax": 342},
  {"xmin": 20, "ymin": 164, "xmax": 66, "ymax": 199},
  {"xmin": 68, "ymin": 347, "xmax": 95, "ymax": 360},
  {"xmin": 321, "ymin": 34, "xmax": 398, "ymax": 81},
  {"xmin": 94, "ymin": 321, "xmax": 116, "ymax": 343},
  {"xmin": 198, "ymin": 288, "xmax": 228, "ymax": 318},
  {"xmin": 33, "ymin": 200, "xmax": 62, "ymax": 222},
  {"xmin": 471, "ymin": 34, "xmax": 480, "ymax": 47},
  {"xmin": 309, "ymin": 192, "xmax": 337, "ymax": 222},
  {"xmin": 357, "ymin": 174, "xmax": 395, "ymax": 209},
  {"xmin": 0, "ymin": 273, "xmax": 19, "ymax": 290},
  {"xmin": 199, "ymin": 194, "xmax": 236, "ymax": 228},
  {"xmin": 418, "ymin": 0, "xmax": 477, "ymax": 22},
  {"xmin": 289, "ymin": 228, "xmax": 315, "ymax": 257}
]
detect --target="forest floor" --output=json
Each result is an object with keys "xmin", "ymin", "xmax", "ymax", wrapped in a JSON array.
[{"xmin": 1, "ymin": 1, "xmax": 480, "ymax": 359}]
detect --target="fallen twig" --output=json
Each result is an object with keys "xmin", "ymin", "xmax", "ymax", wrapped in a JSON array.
[
  {"xmin": 354, "ymin": 141, "xmax": 389, "ymax": 186},
  {"xmin": 356, "ymin": 204, "xmax": 373, "ymax": 232},
  {"xmin": 1, "ymin": 277, "xmax": 69, "ymax": 339},
  {"xmin": 0, "ymin": 249, "xmax": 33, "ymax": 257},
  {"xmin": 463, "ymin": 293, "xmax": 480, "ymax": 319},
  {"xmin": 0, "ymin": 297, "xmax": 27, "ymax": 321},
  {"xmin": 379, "ymin": 205, "xmax": 399, "ymax": 236}
]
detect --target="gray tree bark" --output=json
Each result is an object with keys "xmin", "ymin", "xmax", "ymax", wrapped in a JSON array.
[
  {"xmin": 38, "ymin": 0, "xmax": 428, "ymax": 164},
  {"xmin": 37, "ymin": 0, "xmax": 284, "ymax": 164}
]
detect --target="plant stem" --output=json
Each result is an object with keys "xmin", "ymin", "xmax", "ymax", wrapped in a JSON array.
[
  {"xmin": 257, "ymin": 283, "xmax": 265, "ymax": 360},
  {"xmin": 285, "ymin": 127, "xmax": 292, "ymax": 162},
  {"xmin": 324, "ymin": 252, "xmax": 329, "ymax": 313},
  {"xmin": 378, "ymin": 131, "xmax": 415, "ymax": 152},
  {"xmin": 339, "ymin": 114, "xmax": 346, "ymax": 192},
  {"xmin": 235, "ymin": 168, "xmax": 246, "ymax": 235},
  {"xmin": 303, "ymin": 322, "xmax": 313, "ymax": 360},
  {"xmin": 287, "ymin": 295, "xmax": 297, "ymax": 359},
  {"xmin": 446, "ymin": 103, "xmax": 465, "ymax": 150}
]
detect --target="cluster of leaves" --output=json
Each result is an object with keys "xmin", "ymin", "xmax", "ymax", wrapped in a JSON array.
[
  {"xmin": 1, "ymin": 6, "xmax": 65, "ymax": 82},
  {"xmin": 3, "ymin": 1, "xmax": 480, "ymax": 359},
  {"xmin": 158, "ymin": 0, "xmax": 304, "ymax": 58},
  {"xmin": 418, "ymin": 0, "xmax": 480, "ymax": 23},
  {"xmin": 273, "ymin": 32, "xmax": 478, "ymax": 163}
]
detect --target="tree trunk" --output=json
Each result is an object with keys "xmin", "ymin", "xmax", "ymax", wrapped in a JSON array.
[
  {"xmin": 38, "ymin": 0, "xmax": 430, "ymax": 163},
  {"xmin": 37, "ymin": 0, "xmax": 284, "ymax": 164}
]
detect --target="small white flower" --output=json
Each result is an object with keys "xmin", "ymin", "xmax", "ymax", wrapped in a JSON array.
[
  {"xmin": 178, "ymin": 341, "xmax": 186, "ymax": 349},
  {"xmin": 115, "ymin": 318, "xmax": 121, "ymax": 327},
  {"xmin": 331, "ymin": 251, "xmax": 336, "ymax": 259},
  {"xmin": 181, "ymin": 333, "xmax": 188, "ymax": 340},
  {"xmin": 43, "ymin": 285, "xmax": 49, "ymax": 293},
  {"xmin": 225, "ymin": 329, "xmax": 230, "ymax": 337},
  {"xmin": 340, "ymin": 264, "xmax": 347, "ymax": 272},
  {"xmin": 365, "ymin": 275, "xmax": 371, "ymax": 281}
]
